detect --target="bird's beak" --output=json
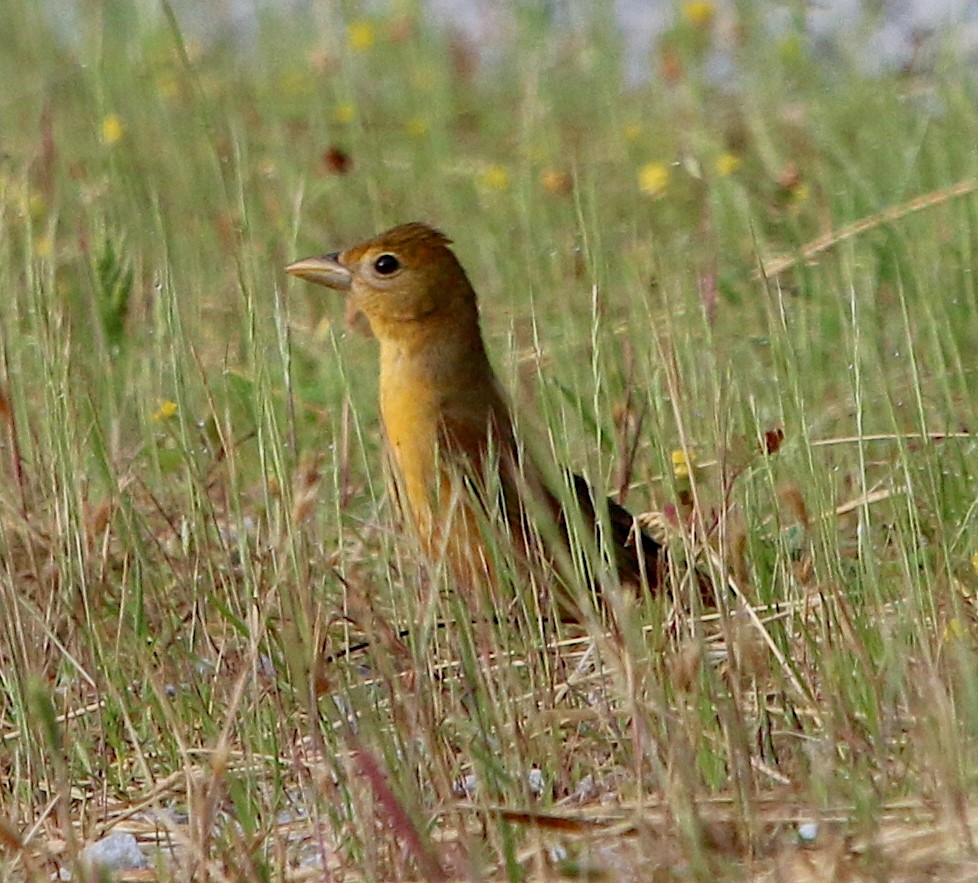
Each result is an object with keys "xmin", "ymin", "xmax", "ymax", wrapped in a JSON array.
[{"xmin": 285, "ymin": 252, "xmax": 352, "ymax": 291}]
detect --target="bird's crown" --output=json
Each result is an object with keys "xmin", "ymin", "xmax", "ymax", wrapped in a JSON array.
[{"xmin": 342, "ymin": 222, "xmax": 454, "ymax": 268}]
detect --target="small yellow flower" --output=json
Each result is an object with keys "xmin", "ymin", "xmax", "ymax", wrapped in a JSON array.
[
  {"xmin": 671, "ymin": 448, "xmax": 697, "ymax": 480},
  {"xmin": 623, "ymin": 122, "xmax": 642, "ymax": 142},
  {"xmin": 715, "ymin": 152, "xmax": 741, "ymax": 177},
  {"xmin": 476, "ymin": 164, "xmax": 510, "ymax": 192},
  {"xmin": 405, "ymin": 117, "xmax": 429, "ymax": 137},
  {"xmin": 972, "ymin": 550, "xmax": 978, "ymax": 574},
  {"xmin": 101, "ymin": 114, "xmax": 125, "ymax": 146},
  {"xmin": 638, "ymin": 162, "xmax": 670, "ymax": 197},
  {"xmin": 672, "ymin": 448, "xmax": 705, "ymax": 482},
  {"xmin": 347, "ymin": 20, "xmax": 376, "ymax": 52},
  {"xmin": 333, "ymin": 103, "xmax": 356, "ymax": 124},
  {"xmin": 681, "ymin": 0, "xmax": 716, "ymax": 28},
  {"xmin": 152, "ymin": 400, "xmax": 178, "ymax": 422}
]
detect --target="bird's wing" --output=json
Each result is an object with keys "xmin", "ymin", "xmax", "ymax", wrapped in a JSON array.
[
  {"xmin": 438, "ymin": 403, "xmax": 664, "ymax": 593},
  {"xmin": 566, "ymin": 472, "xmax": 663, "ymax": 591}
]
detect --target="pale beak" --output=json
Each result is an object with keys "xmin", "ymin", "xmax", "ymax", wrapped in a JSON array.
[{"xmin": 285, "ymin": 252, "xmax": 352, "ymax": 291}]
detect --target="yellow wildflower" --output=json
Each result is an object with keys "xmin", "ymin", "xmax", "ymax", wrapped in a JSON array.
[
  {"xmin": 101, "ymin": 114, "xmax": 125, "ymax": 145},
  {"xmin": 152, "ymin": 400, "xmax": 178, "ymax": 422},
  {"xmin": 671, "ymin": 448, "xmax": 697, "ymax": 480},
  {"xmin": 333, "ymin": 103, "xmax": 356, "ymax": 124},
  {"xmin": 638, "ymin": 162, "xmax": 670, "ymax": 197},
  {"xmin": 476, "ymin": 164, "xmax": 510, "ymax": 192},
  {"xmin": 347, "ymin": 21, "xmax": 376, "ymax": 52},
  {"xmin": 715, "ymin": 152, "xmax": 741, "ymax": 177},
  {"xmin": 682, "ymin": 1, "xmax": 716, "ymax": 28}
]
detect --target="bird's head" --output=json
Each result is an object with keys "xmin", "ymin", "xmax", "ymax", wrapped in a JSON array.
[{"xmin": 286, "ymin": 222, "xmax": 479, "ymax": 338}]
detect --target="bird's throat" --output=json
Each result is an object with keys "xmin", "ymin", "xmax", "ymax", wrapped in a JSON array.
[{"xmin": 377, "ymin": 326, "xmax": 498, "ymax": 524}]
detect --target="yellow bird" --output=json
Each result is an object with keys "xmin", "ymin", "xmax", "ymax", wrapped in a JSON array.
[{"xmin": 287, "ymin": 222, "xmax": 663, "ymax": 614}]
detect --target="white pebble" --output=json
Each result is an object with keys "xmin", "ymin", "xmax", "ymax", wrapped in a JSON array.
[{"xmin": 798, "ymin": 821, "xmax": 819, "ymax": 842}]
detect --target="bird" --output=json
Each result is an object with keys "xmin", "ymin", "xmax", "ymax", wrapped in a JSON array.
[{"xmin": 286, "ymin": 222, "xmax": 665, "ymax": 617}]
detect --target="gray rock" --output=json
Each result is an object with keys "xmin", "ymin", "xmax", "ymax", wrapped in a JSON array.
[{"xmin": 59, "ymin": 832, "xmax": 148, "ymax": 880}]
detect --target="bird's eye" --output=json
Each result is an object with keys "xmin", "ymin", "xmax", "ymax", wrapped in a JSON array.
[{"xmin": 373, "ymin": 254, "xmax": 401, "ymax": 275}]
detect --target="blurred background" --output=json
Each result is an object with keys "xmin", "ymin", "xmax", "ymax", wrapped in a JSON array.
[{"xmin": 4, "ymin": 1, "xmax": 978, "ymax": 879}]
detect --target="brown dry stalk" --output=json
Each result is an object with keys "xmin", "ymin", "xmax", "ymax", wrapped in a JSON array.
[
  {"xmin": 760, "ymin": 178, "xmax": 978, "ymax": 278},
  {"xmin": 348, "ymin": 744, "xmax": 448, "ymax": 882}
]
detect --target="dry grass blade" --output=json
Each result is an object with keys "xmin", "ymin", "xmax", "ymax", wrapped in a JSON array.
[
  {"xmin": 348, "ymin": 743, "xmax": 448, "ymax": 882},
  {"xmin": 760, "ymin": 178, "xmax": 978, "ymax": 278}
]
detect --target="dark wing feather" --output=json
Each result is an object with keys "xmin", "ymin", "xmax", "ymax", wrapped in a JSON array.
[
  {"xmin": 437, "ymin": 404, "xmax": 666, "ymax": 597},
  {"xmin": 567, "ymin": 472, "xmax": 663, "ymax": 591}
]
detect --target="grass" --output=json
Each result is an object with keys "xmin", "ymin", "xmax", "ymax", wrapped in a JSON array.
[{"xmin": 2, "ymin": 0, "xmax": 978, "ymax": 879}]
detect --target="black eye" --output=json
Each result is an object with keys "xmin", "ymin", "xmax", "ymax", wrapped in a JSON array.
[{"xmin": 373, "ymin": 253, "xmax": 400, "ymax": 275}]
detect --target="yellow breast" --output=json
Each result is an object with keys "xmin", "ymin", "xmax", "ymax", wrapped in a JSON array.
[
  {"xmin": 379, "ymin": 352, "xmax": 493, "ymax": 586},
  {"xmin": 381, "ymin": 381, "xmax": 440, "ymax": 531}
]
